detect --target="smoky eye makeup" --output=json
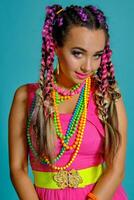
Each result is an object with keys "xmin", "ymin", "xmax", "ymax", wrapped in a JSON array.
[
  {"xmin": 71, "ymin": 50, "xmax": 83, "ymax": 58},
  {"xmin": 93, "ymin": 53, "xmax": 103, "ymax": 59},
  {"xmin": 71, "ymin": 47, "xmax": 104, "ymax": 59}
]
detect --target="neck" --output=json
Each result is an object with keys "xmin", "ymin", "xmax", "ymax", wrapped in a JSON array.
[{"xmin": 54, "ymin": 71, "xmax": 78, "ymax": 90}]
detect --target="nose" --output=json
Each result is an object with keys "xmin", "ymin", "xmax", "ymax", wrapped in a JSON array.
[{"xmin": 80, "ymin": 58, "xmax": 93, "ymax": 73}]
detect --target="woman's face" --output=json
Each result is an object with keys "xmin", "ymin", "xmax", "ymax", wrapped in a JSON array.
[{"xmin": 55, "ymin": 26, "xmax": 106, "ymax": 88}]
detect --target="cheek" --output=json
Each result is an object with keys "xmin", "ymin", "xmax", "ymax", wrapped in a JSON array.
[
  {"xmin": 94, "ymin": 58, "xmax": 102, "ymax": 68},
  {"xmin": 59, "ymin": 59, "xmax": 72, "ymax": 74},
  {"xmin": 61, "ymin": 55, "xmax": 79, "ymax": 71}
]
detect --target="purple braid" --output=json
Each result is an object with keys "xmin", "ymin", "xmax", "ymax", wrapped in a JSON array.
[
  {"xmin": 74, "ymin": 7, "xmax": 88, "ymax": 22},
  {"xmin": 88, "ymin": 5, "xmax": 108, "ymax": 29}
]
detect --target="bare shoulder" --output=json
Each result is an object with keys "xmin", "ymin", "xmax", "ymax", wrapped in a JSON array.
[
  {"xmin": 13, "ymin": 84, "xmax": 28, "ymax": 103},
  {"xmin": 9, "ymin": 84, "xmax": 30, "ymax": 122},
  {"xmin": 13, "ymin": 82, "xmax": 38, "ymax": 103}
]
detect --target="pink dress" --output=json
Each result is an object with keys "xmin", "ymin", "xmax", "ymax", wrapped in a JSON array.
[{"xmin": 27, "ymin": 83, "xmax": 128, "ymax": 200}]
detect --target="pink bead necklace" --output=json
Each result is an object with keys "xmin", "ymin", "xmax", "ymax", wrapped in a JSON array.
[{"xmin": 52, "ymin": 77, "xmax": 85, "ymax": 96}]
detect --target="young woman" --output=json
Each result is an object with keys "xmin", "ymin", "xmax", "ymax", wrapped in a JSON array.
[{"xmin": 8, "ymin": 4, "xmax": 128, "ymax": 200}]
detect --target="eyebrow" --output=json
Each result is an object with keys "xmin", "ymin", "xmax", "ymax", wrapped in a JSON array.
[{"xmin": 71, "ymin": 47, "xmax": 104, "ymax": 54}]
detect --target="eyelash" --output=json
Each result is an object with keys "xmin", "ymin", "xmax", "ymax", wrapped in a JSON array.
[
  {"xmin": 94, "ymin": 54, "xmax": 102, "ymax": 60},
  {"xmin": 72, "ymin": 51, "xmax": 83, "ymax": 58},
  {"xmin": 72, "ymin": 50, "xmax": 102, "ymax": 59}
]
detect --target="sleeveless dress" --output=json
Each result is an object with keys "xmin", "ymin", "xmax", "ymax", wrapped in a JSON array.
[{"xmin": 27, "ymin": 83, "xmax": 128, "ymax": 200}]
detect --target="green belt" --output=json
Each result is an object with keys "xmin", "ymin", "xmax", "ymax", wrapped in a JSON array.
[{"xmin": 33, "ymin": 164, "xmax": 103, "ymax": 189}]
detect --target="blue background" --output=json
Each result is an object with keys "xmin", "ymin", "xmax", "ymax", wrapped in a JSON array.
[{"xmin": 1, "ymin": 0, "xmax": 133, "ymax": 199}]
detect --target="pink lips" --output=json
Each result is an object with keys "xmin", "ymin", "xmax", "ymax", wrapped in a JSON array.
[{"xmin": 75, "ymin": 72, "xmax": 89, "ymax": 79}]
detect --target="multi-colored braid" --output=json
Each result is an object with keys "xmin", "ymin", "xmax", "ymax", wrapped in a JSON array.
[
  {"xmin": 94, "ymin": 45, "xmax": 110, "ymax": 122},
  {"xmin": 37, "ymin": 5, "xmax": 63, "ymax": 119},
  {"xmin": 85, "ymin": 5, "xmax": 120, "ymax": 118},
  {"xmin": 30, "ymin": 5, "xmax": 63, "ymax": 158},
  {"xmin": 94, "ymin": 42, "xmax": 121, "ymax": 121},
  {"xmin": 83, "ymin": 5, "xmax": 121, "ymax": 159}
]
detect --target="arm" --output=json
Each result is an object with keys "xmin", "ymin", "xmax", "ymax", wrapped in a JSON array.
[
  {"xmin": 88, "ymin": 97, "xmax": 127, "ymax": 200},
  {"xmin": 8, "ymin": 85, "xmax": 39, "ymax": 200}
]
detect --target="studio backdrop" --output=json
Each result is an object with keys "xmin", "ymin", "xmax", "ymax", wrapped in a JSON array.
[{"xmin": 1, "ymin": 0, "xmax": 133, "ymax": 199}]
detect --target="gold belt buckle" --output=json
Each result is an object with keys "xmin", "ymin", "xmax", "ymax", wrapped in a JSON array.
[{"xmin": 53, "ymin": 169, "xmax": 83, "ymax": 189}]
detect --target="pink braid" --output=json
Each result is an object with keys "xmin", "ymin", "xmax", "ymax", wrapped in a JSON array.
[
  {"xmin": 32, "ymin": 5, "xmax": 61, "ymax": 125},
  {"xmin": 101, "ymin": 49, "xmax": 109, "ymax": 95},
  {"xmin": 38, "ymin": 6, "xmax": 58, "ymax": 119},
  {"xmin": 30, "ymin": 5, "xmax": 63, "ymax": 160}
]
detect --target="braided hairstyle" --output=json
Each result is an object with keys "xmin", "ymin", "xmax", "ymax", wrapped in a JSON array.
[{"xmin": 31, "ymin": 4, "xmax": 121, "ymax": 163}]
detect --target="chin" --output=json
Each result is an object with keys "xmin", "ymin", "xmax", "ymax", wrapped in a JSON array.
[{"xmin": 73, "ymin": 78, "xmax": 85, "ymax": 85}]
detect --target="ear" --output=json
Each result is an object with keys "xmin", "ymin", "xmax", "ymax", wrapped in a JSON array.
[
  {"xmin": 54, "ymin": 41, "xmax": 58, "ymax": 55},
  {"xmin": 54, "ymin": 45, "xmax": 61, "ymax": 57}
]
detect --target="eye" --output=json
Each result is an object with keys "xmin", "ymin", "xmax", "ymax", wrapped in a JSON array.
[
  {"xmin": 72, "ymin": 50, "xmax": 83, "ymax": 58},
  {"xmin": 93, "ymin": 54, "xmax": 102, "ymax": 60}
]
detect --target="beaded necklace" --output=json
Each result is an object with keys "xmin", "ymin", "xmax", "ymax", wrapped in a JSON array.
[
  {"xmin": 26, "ymin": 77, "xmax": 91, "ymax": 170},
  {"xmin": 52, "ymin": 77, "xmax": 85, "ymax": 96}
]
